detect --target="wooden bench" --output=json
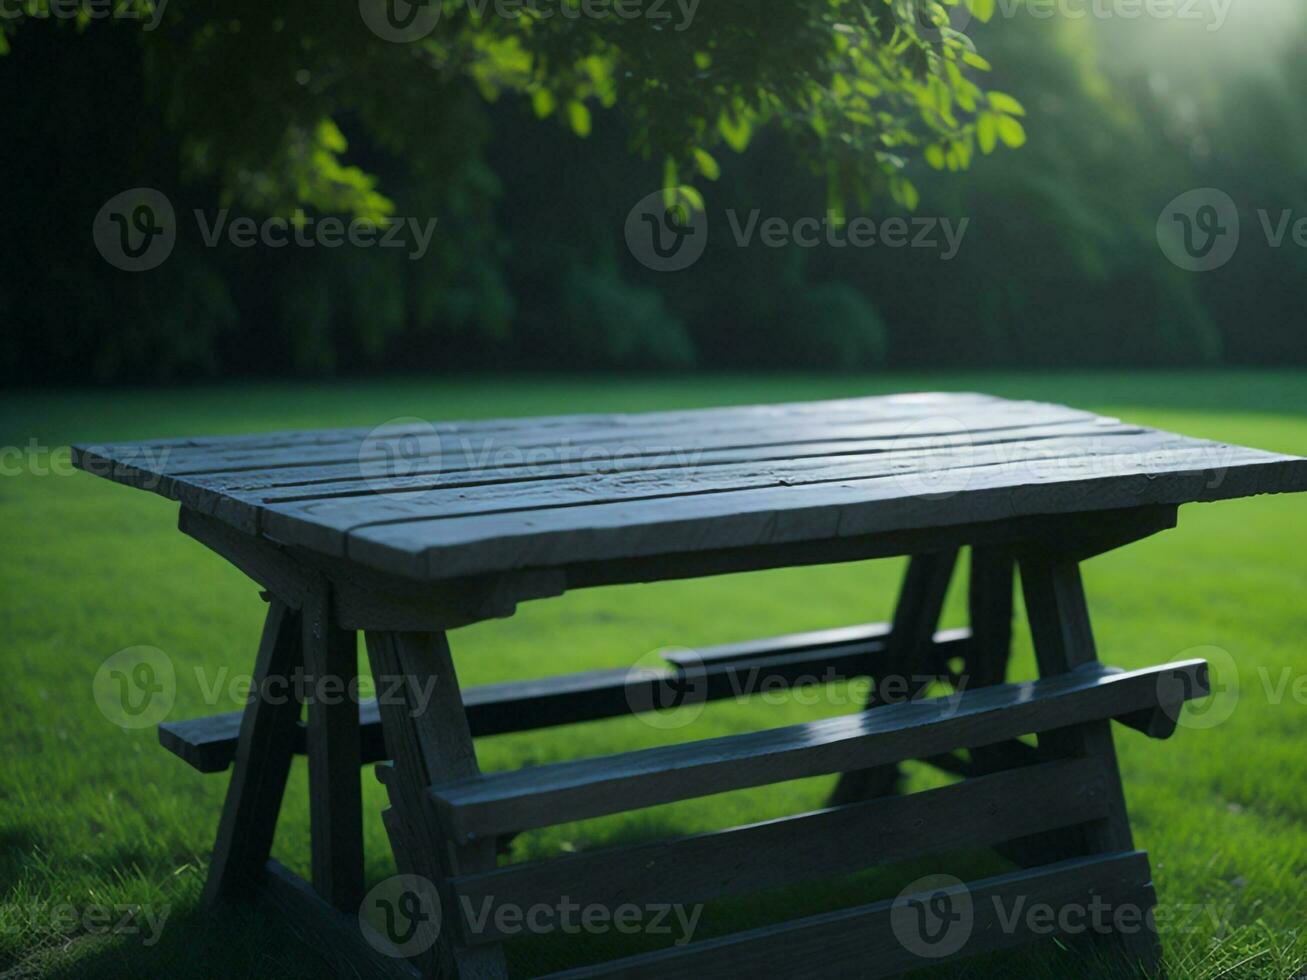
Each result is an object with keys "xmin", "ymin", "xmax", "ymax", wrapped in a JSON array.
[
  {"xmin": 157, "ymin": 622, "xmax": 971, "ymax": 773},
  {"xmin": 73, "ymin": 392, "xmax": 1307, "ymax": 979}
]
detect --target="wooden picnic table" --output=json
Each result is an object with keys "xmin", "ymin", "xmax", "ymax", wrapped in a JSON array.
[{"xmin": 73, "ymin": 392, "xmax": 1307, "ymax": 978}]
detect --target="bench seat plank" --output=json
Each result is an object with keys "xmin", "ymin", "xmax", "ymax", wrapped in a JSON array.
[
  {"xmin": 430, "ymin": 660, "xmax": 1209, "ymax": 843},
  {"xmin": 158, "ymin": 623, "xmax": 971, "ymax": 773}
]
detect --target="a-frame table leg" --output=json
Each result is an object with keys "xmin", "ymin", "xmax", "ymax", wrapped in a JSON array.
[
  {"xmin": 1020, "ymin": 553, "xmax": 1164, "ymax": 976},
  {"xmin": 364, "ymin": 630, "xmax": 509, "ymax": 980},
  {"xmin": 829, "ymin": 548, "xmax": 959, "ymax": 805},
  {"xmin": 202, "ymin": 598, "xmax": 304, "ymax": 908},
  {"xmin": 303, "ymin": 580, "xmax": 365, "ymax": 911}
]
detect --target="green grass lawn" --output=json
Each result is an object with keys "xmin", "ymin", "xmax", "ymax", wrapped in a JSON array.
[{"xmin": 1, "ymin": 371, "xmax": 1304, "ymax": 979}]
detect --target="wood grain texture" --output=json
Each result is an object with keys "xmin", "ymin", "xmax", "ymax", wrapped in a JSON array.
[
  {"xmin": 71, "ymin": 393, "xmax": 1307, "ymax": 582},
  {"xmin": 540, "ymin": 852, "xmax": 1156, "ymax": 979},
  {"xmin": 431, "ymin": 659, "xmax": 1211, "ymax": 843}
]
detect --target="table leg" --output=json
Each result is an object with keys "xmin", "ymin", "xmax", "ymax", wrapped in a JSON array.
[
  {"xmin": 202, "ymin": 598, "xmax": 304, "ymax": 908},
  {"xmin": 303, "ymin": 580, "xmax": 365, "ymax": 911},
  {"xmin": 364, "ymin": 630, "xmax": 508, "ymax": 980},
  {"xmin": 1020, "ymin": 553, "xmax": 1163, "ymax": 975},
  {"xmin": 829, "ymin": 548, "xmax": 959, "ymax": 805}
]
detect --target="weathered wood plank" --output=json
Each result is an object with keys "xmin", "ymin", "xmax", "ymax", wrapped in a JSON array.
[
  {"xmin": 200, "ymin": 418, "xmax": 1130, "ymax": 503},
  {"xmin": 451, "ymin": 758, "xmax": 1108, "ymax": 944},
  {"xmin": 541, "ymin": 852, "xmax": 1156, "ymax": 979},
  {"xmin": 201, "ymin": 600, "xmax": 303, "ymax": 908},
  {"xmin": 76, "ymin": 393, "xmax": 1031, "ymax": 477},
  {"xmin": 350, "ymin": 445, "xmax": 1307, "ymax": 580},
  {"xmin": 258, "ymin": 429, "xmax": 1181, "ymax": 558},
  {"xmin": 430, "ymin": 659, "xmax": 1210, "ymax": 843}
]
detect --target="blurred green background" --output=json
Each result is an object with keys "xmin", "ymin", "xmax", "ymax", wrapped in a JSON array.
[{"xmin": 3, "ymin": 1, "xmax": 1307, "ymax": 380}]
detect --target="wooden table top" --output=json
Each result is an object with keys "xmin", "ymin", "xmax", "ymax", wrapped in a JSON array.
[{"xmin": 73, "ymin": 392, "xmax": 1307, "ymax": 582}]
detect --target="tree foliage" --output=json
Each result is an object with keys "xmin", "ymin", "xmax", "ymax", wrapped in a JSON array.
[{"xmin": 1, "ymin": 0, "xmax": 1022, "ymax": 217}]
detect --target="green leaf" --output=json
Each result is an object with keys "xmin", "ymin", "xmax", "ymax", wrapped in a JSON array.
[
  {"xmin": 669, "ymin": 185, "xmax": 705, "ymax": 213},
  {"xmin": 566, "ymin": 101, "xmax": 592, "ymax": 138},
  {"xmin": 925, "ymin": 144, "xmax": 946, "ymax": 170},
  {"xmin": 988, "ymin": 91, "xmax": 1026, "ymax": 116},
  {"xmin": 719, "ymin": 110, "xmax": 752, "ymax": 153},
  {"xmin": 531, "ymin": 88, "xmax": 557, "ymax": 119},
  {"xmin": 891, "ymin": 176, "xmax": 919, "ymax": 211},
  {"xmin": 662, "ymin": 158, "xmax": 679, "ymax": 207},
  {"xmin": 977, "ymin": 112, "xmax": 999, "ymax": 154},
  {"xmin": 692, "ymin": 148, "xmax": 720, "ymax": 181},
  {"xmin": 0, "ymin": 31, "xmax": 8, "ymax": 56},
  {"xmin": 962, "ymin": 50, "xmax": 992, "ymax": 71},
  {"xmin": 966, "ymin": 0, "xmax": 996, "ymax": 22},
  {"xmin": 997, "ymin": 114, "xmax": 1027, "ymax": 148}
]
